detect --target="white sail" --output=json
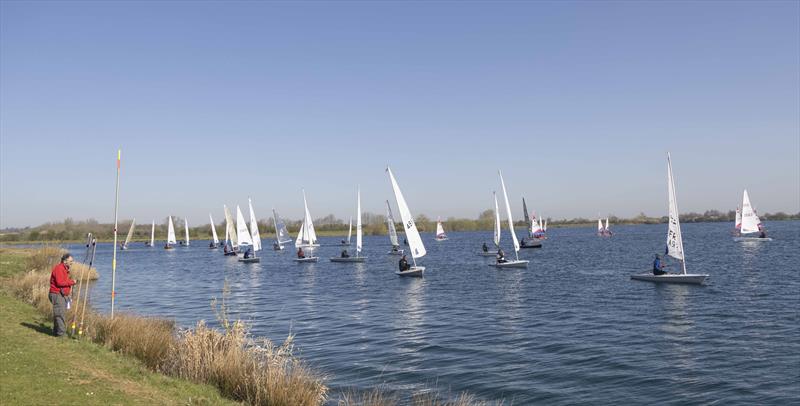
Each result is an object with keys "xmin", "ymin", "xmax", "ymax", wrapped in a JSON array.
[
  {"xmin": 124, "ymin": 218, "xmax": 136, "ymax": 246},
  {"xmin": 498, "ymin": 171, "xmax": 521, "ymax": 256},
  {"xmin": 530, "ymin": 212, "xmax": 543, "ymax": 235},
  {"xmin": 184, "ymin": 217, "xmax": 190, "ymax": 245},
  {"xmin": 167, "ymin": 216, "xmax": 177, "ymax": 244},
  {"xmin": 236, "ymin": 205, "xmax": 253, "ymax": 246},
  {"xmin": 734, "ymin": 207, "xmax": 742, "ymax": 230},
  {"xmin": 248, "ymin": 198, "xmax": 261, "ymax": 251},
  {"xmin": 149, "ymin": 220, "xmax": 155, "ymax": 246},
  {"xmin": 543, "ymin": 219, "xmax": 547, "ymax": 232},
  {"xmin": 436, "ymin": 219, "xmax": 446, "ymax": 238},
  {"xmin": 296, "ymin": 190, "xmax": 318, "ymax": 246},
  {"xmin": 356, "ymin": 187, "xmax": 362, "ymax": 256},
  {"xmin": 386, "ymin": 167, "xmax": 426, "ymax": 259},
  {"xmin": 493, "ymin": 191, "xmax": 501, "ymax": 247},
  {"xmin": 666, "ymin": 153, "xmax": 685, "ymax": 269},
  {"xmin": 597, "ymin": 218, "xmax": 603, "ymax": 232},
  {"xmin": 605, "ymin": 218, "xmax": 610, "ymax": 232},
  {"xmin": 224, "ymin": 205, "xmax": 238, "ymax": 247},
  {"xmin": 347, "ymin": 217, "xmax": 352, "ymax": 244},
  {"xmin": 386, "ymin": 200, "xmax": 399, "ymax": 246},
  {"xmin": 209, "ymin": 214, "xmax": 219, "ymax": 245},
  {"xmin": 273, "ymin": 209, "xmax": 292, "ymax": 244},
  {"xmin": 740, "ymin": 190, "xmax": 762, "ymax": 234}
]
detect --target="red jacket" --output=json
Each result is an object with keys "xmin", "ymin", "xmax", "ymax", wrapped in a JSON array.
[{"xmin": 49, "ymin": 263, "xmax": 75, "ymax": 295}]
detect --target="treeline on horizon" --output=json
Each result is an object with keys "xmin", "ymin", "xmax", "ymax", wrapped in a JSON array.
[{"xmin": 2, "ymin": 209, "xmax": 798, "ymax": 242}]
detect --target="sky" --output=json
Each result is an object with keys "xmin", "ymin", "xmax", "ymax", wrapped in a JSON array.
[{"xmin": 1, "ymin": 1, "xmax": 798, "ymax": 228}]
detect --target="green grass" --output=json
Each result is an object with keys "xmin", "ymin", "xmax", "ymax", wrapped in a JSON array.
[
  {"xmin": 0, "ymin": 293, "xmax": 240, "ymax": 406},
  {"xmin": 0, "ymin": 248, "xmax": 239, "ymax": 406}
]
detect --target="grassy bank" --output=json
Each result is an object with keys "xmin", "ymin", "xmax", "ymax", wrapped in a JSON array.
[{"xmin": 0, "ymin": 247, "xmax": 495, "ymax": 406}]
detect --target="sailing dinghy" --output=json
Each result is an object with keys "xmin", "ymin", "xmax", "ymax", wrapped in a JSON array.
[
  {"xmin": 239, "ymin": 199, "xmax": 262, "ymax": 263},
  {"xmin": 180, "ymin": 217, "xmax": 190, "ymax": 246},
  {"xmin": 165, "ymin": 216, "xmax": 176, "ymax": 249},
  {"xmin": 331, "ymin": 187, "xmax": 367, "ymax": 263},
  {"xmin": 386, "ymin": 200, "xmax": 404, "ymax": 255},
  {"xmin": 520, "ymin": 198, "xmax": 543, "ymax": 248},
  {"xmin": 733, "ymin": 190, "xmax": 772, "ymax": 241},
  {"xmin": 631, "ymin": 153, "xmax": 708, "ymax": 284},
  {"xmin": 222, "ymin": 205, "xmax": 238, "ymax": 255},
  {"xmin": 209, "ymin": 214, "xmax": 220, "ymax": 249},
  {"xmin": 490, "ymin": 171, "xmax": 529, "ymax": 269},
  {"xmin": 146, "ymin": 220, "xmax": 155, "ymax": 247},
  {"xmin": 120, "ymin": 219, "xmax": 135, "ymax": 250},
  {"xmin": 294, "ymin": 190, "xmax": 320, "ymax": 262},
  {"xmin": 434, "ymin": 218, "xmax": 448, "ymax": 241},
  {"xmin": 272, "ymin": 209, "xmax": 292, "ymax": 250},
  {"xmin": 478, "ymin": 192, "xmax": 501, "ymax": 256},
  {"xmin": 341, "ymin": 217, "xmax": 352, "ymax": 246},
  {"xmin": 387, "ymin": 167, "xmax": 427, "ymax": 277}
]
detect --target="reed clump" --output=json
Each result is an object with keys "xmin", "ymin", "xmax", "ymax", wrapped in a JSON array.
[
  {"xmin": 337, "ymin": 387, "xmax": 499, "ymax": 406},
  {"xmin": 88, "ymin": 312, "xmax": 176, "ymax": 370}
]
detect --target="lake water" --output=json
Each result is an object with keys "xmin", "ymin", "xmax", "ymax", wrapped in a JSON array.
[{"xmin": 70, "ymin": 221, "xmax": 799, "ymax": 404}]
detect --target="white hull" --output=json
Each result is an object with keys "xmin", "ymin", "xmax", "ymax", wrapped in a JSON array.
[
  {"xmin": 238, "ymin": 257, "xmax": 260, "ymax": 263},
  {"xmin": 294, "ymin": 257, "xmax": 319, "ymax": 263},
  {"xmin": 477, "ymin": 251, "xmax": 498, "ymax": 256},
  {"xmin": 330, "ymin": 256, "xmax": 367, "ymax": 263},
  {"xmin": 630, "ymin": 273, "xmax": 708, "ymax": 284},
  {"xmin": 435, "ymin": 237, "xmax": 448, "ymax": 241},
  {"xmin": 733, "ymin": 236, "xmax": 772, "ymax": 242},
  {"xmin": 296, "ymin": 243, "xmax": 321, "ymax": 248},
  {"xmin": 396, "ymin": 266, "xmax": 425, "ymax": 277},
  {"xmin": 489, "ymin": 260, "xmax": 529, "ymax": 268}
]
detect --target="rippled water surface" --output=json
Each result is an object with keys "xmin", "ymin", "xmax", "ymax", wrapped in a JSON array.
[{"xmin": 74, "ymin": 221, "xmax": 799, "ymax": 404}]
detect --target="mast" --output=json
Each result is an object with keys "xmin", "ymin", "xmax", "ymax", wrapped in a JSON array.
[{"xmin": 111, "ymin": 149, "xmax": 120, "ymax": 318}]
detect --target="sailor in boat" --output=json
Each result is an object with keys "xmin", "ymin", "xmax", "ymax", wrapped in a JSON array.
[
  {"xmin": 223, "ymin": 243, "xmax": 231, "ymax": 255},
  {"xmin": 341, "ymin": 249, "xmax": 350, "ymax": 258},
  {"xmin": 496, "ymin": 248, "xmax": 507, "ymax": 264},
  {"xmin": 341, "ymin": 239, "xmax": 347, "ymax": 245},
  {"xmin": 390, "ymin": 245, "xmax": 400, "ymax": 254},
  {"xmin": 653, "ymin": 254, "xmax": 667, "ymax": 276},
  {"xmin": 244, "ymin": 247, "xmax": 253, "ymax": 259},
  {"xmin": 403, "ymin": 238, "xmax": 408, "ymax": 246},
  {"xmin": 273, "ymin": 242, "xmax": 280, "ymax": 250},
  {"xmin": 759, "ymin": 230, "xmax": 767, "ymax": 239},
  {"xmin": 482, "ymin": 242, "xmax": 489, "ymax": 253},
  {"xmin": 399, "ymin": 255, "xmax": 411, "ymax": 272},
  {"xmin": 297, "ymin": 247, "xmax": 305, "ymax": 259},
  {"xmin": 208, "ymin": 241, "xmax": 215, "ymax": 248}
]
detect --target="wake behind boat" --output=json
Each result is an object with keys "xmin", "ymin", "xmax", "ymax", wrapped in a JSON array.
[{"xmin": 630, "ymin": 153, "xmax": 707, "ymax": 285}]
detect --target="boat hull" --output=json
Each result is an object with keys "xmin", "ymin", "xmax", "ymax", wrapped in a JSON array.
[
  {"xmin": 396, "ymin": 266, "xmax": 425, "ymax": 277},
  {"xmin": 238, "ymin": 257, "xmax": 260, "ymax": 263},
  {"xmin": 733, "ymin": 236, "xmax": 773, "ymax": 242},
  {"xmin": 435, "ymin": 237, "xmax": 448, "ymax": 241},
  {"xmin": 387, "ymin": 250, "xmax": 404, "ymax": 255},
  {"xmin": 489, "ymin": 260, "xmax": 529, "ymax": 269},
  {"xmin": 296, "ymin": 244, "xmax": 321, "ymax": 248},
  {"xmin": 330, "ymin": 257, "xmax": 366, "ymax": 263},
  {"xmin": 520, "ymin": 239, "xmax": 542, "ymax": 248},
  {"xmin": 630, "ymin": 273, "xmax": 708, "ymax": 284},
  {"xmin": 294, "ymin": 257, "xmax": 319, "ymax": 263}
]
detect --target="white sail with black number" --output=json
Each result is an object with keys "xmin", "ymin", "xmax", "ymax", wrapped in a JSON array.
[
  {"xmin": 666, "ymin": 153, "xmax": 685, "ymax": 266},
  {"xmin": 740, "ymin": 190, "xmax": 762, "ymax": 235},
  {"xmin": 387, "ymin": 167, "xmax": 426, "ymax": 260}
]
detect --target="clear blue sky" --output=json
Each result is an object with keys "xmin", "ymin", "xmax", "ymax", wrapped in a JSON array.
[{"xmin": 1, "ymin": 1, "xmax": 798, "ymax": 228}]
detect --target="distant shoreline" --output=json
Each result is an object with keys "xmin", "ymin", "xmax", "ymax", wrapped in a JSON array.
[{"xmin": 1, "ymin": 218, "xmax": 796, "ymax": 245}]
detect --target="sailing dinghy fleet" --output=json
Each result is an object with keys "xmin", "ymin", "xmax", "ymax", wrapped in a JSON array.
[{"xmin": 113, "ymin": 157, "xmax": 778, "ymax": 285}]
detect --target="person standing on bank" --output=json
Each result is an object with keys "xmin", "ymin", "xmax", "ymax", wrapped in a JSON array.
[{"xmin": 49, "ymin": 253, "xmax": 76, "ymax": 337}]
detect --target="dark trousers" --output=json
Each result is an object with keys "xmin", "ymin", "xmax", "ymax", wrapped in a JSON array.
[{"xmin": 49, "ymin": 292, "xmax": 67, "ymax": 337}]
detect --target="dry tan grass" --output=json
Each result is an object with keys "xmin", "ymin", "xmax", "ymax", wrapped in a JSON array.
[
  {"xmin": 165, "ymin": 319, "xmax": 328, "ymax": 406},
  {"xmin": 88, "ymin": 312, "xmax": 176, "ymax": 370},
  {"xmin": 337, "ymin": 386, "xmax": 400, "ymax": 406}
]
